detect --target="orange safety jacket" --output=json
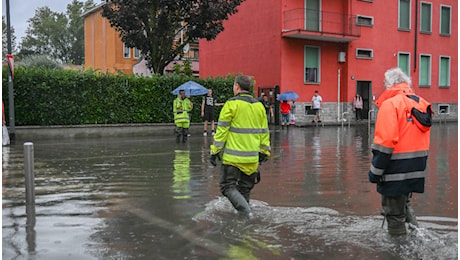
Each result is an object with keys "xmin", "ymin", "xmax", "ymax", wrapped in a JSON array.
[{"xmin": 369, "ymin": 83, "xmax": 432, "ymax": 196}]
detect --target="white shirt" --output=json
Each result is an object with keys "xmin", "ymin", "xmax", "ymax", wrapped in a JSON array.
[{"xmin": 312, "ymin": 95, "xmax": 322, "ymax": 109}]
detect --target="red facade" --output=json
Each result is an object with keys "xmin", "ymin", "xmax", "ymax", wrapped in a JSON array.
[{"xmin": 200, "ymin": 0, "xmax": 457, "ymax": 121}]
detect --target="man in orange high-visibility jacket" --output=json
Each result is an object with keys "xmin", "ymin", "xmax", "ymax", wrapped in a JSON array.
[{"xmin": 369, "ymin": 67, "xmax": 432, "ymax": 236}]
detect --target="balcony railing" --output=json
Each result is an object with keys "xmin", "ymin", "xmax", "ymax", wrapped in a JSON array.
[{"xmin": 283, "ymin": 8, "xmax": 361, "ymax": 41}]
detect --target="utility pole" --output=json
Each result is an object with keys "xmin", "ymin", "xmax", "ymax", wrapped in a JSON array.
[{"xmin": 6, "ymin": 0, "xmax": 15, "ymax": 141}]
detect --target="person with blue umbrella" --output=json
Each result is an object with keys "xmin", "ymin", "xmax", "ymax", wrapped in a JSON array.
[{"xmin": 173, "ymin": 90, "xmax": 193, "ymax": 143}]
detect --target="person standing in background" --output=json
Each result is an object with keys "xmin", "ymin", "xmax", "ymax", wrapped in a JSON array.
[
  {"xmin": 280, "ymin": 100, "xmax": 291, "ymax": 127},
  {"xmin": 353, "ymin": 93, "xmax": 363, "ymax": 121},
  {"xmin": 261, "ymin": 95, "xmax": 274, "ymax": 124},
  {"xmin": 201, "ymin": 89, "xmax": 223, "ymax": 136},
  {"xmin": 173, "ymin": 90, "xmax": 193, "ymax": 143},
  {"xmin": 289, "ymin": 100, "xmax": 296, "ymax": 125},
  {"xmin": 311, "ymin": 90, "xmax": 322, "ymax": 123}
]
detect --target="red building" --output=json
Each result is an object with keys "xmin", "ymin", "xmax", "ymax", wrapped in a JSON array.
[{"xmin": 200, "ymin": 0, "xmax": 457, "ymax": 124}]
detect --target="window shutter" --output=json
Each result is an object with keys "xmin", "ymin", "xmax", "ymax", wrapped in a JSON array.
[
  {"xmin": 420, "ymin": 56, "xmax": 430, "ymax": 86},
  {"xmin": 439, "ymin": 58, "xmax": 449, "ymax": 87},
  {"xmin": 421, "ymin": 3, "xmax": 431, "ymax": 32},
  {"xmin": 398, "ymin": 54, "xmax": 409, "ymax": 75},
  {"xmin": 399, "ymin": 0, "xmax": 410, "ymax": 29},
  {"xmin": 441, "ymin": 7, "xmax": 451, "ymax": 35},
  {"xmin": 305, "ymin": 47, "xmax": 318, "ymax": 68}
]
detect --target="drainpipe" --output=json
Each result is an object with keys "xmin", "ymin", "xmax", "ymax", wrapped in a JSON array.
[{"xmin": 337, "ymin": 68, "xmax": 341, "ymax": 122}]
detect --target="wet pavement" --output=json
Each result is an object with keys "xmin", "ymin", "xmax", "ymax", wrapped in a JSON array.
[{"xmin": 2, "ymin": 124, "xmax": 458, "ymax": 259}]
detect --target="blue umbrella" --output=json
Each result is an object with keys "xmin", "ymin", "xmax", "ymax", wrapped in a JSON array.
[
  {"xmin": 277, "ymin": 91, "xmax": 299, "ymax": 101},
  {"xmin": 171, "ymin": 81, "xmax": 208, "ymax": 96}
]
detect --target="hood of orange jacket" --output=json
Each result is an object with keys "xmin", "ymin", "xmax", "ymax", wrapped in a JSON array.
[
  {"xmin": 375, "ymin": 83, "xmax": 432, "ymax": 133},
  {"xmin": 375, "ymin": 83, "xmax": 413, "ymax": 108}
]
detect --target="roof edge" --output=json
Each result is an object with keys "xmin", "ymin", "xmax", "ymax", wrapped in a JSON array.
[{"xmin": 81, "ymin": 2, "xmax": 106, "ymax": 18}]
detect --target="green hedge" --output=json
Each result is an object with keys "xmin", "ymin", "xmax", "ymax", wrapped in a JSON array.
[{"xmin": 2, "ymin": 67, "xmax": 238, "ymax": 126}]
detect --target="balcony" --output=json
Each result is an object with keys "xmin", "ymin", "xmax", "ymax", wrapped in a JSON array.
[{"xmin": 283, "ymin": 9, "xmax": 361, "ymax": 42}]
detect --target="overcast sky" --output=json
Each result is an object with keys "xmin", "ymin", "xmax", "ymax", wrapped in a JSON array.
[{"xmin": 2, "ymin": 0, "xmax": 76, "ymax": 42}]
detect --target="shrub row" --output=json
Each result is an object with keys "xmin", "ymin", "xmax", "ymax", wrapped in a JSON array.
[{"xmin": 2, "ymin": 67, "xmax": 237, "ymax": 126}]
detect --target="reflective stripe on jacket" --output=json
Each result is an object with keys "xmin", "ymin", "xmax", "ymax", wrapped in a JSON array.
[
  {"xmin": 173, "ymin": 97, "xmax": 192, "ymax": 126},
  {"xmin": 211, "ymin": 92, "xmax": 271, "ymax": 175},
  {"xmin": 369, "ymin": 83, "xmax": 431, "ymax": 196}
]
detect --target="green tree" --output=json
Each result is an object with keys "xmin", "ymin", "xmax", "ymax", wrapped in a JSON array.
[
  {"xmin": 19, "ymin": 0, "xmax": 95, "ymax": 64},
  {"xmin": 66, "ymin": 0, "xmax": 96, "ymax": 64},
  {"xmin": 102, "ymin": 0, "xmax": 245, "ymax": 75},
  {"xmin": 20, "ymin": 54, "xmax": 62, "ymax": 69},
  {"xmin": 2, "ymin": 16, "xmax": 17, "ymax": 58}
]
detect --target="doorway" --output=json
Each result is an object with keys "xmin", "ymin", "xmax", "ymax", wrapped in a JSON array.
[
  {"xmin": 356, "ymin": 81, "xmax": 372, "ymax": 119},
  {"xmin": 258, "ymin": 86, "xmax": 280, "ymax": 125}
]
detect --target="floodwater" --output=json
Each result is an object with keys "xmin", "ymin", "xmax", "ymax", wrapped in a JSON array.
[{"xmin": 2, "ymin": 124, "xmax": 458, "ymax": 259}]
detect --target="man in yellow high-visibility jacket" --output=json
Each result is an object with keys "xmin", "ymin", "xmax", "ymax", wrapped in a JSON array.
[
  {"xmin": 210, "ymin": 74, "xmax": 271, "ymax": 216},
  {"xmin": 173, "ymin": 90, "xmax": 192, "ymax": 143}
]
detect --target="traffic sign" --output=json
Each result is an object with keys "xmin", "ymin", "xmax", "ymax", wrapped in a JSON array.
[{"xmin": 6, "ymin": 54, "xmax": 14, "ymax": 78}]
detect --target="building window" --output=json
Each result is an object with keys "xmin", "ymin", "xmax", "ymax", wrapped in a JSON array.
[
  {"xmin": 419, "ymin": 54, "xmax": 431, "ymax": 87},
  {"xmin": 398, "ymin": 52, "xmax": 410, "ymax": 76},
  {"xmin": 420, "ymin": 2, "xmax": 432, "ymax": 33},
  {"xmin": 356, "ymin": 15, "xmax": 374, "ymax": 26},
  {"xmin": 305, "ymin": 0, "xmax": 320, "ymax": 31},
  {"xmin": 439, "ymin": 56, "xmax": 450, "ymax": 88},
  {"xmin": 440, "ymin": 5, "xmax": 451, "ymax": 36},
  {"xmin": 123, "ymin": 43, "xmax": 131, "ymax": 58},
  {"xmin": 356, "ymin": 48, "xmax": 373, "ymax": 59},
  {"xmin": 133, "ymin": 48, "xmax": 140, "ymax": 59},
  {"xmin": 190, "ymin": 48, "xmax": 199, "ymax": 59},
  {"xmin": 398, "ymin": 0, "xmax": 411, "ymax": 30},
  {"xmin": 304, "ymin": 46, "xmax": 320, "ymax": 83}
]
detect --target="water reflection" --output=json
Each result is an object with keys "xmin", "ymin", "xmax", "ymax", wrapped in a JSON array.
[
  {"xmin": 2, "ymin": 124, "xmax": 457, "ymax": 259},
  {"xmin": 172, "ymin": 150, "xmax": 191, "ymax": 200}
]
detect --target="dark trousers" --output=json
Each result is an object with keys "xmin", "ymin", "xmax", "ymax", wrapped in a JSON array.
[
  {"xmin": 220, "ymin": 165, "xmax": 257, "ymax": 214},
  {"xmin": 175, "ymin": 127, "xmax": 188, "ymax": 143},
  {"xmin": 381, "ymin": 194, "xmax": 414, "ymax": 235},
  {"xmin": 355, "ymin": 108, "xmax": 362, "ymax": 120}
]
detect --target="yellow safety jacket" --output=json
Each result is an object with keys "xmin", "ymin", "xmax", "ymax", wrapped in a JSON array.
[
  {"xmin": 210, "ymin": 92, "xmax": 271, "ymax": 175},
  {"xmin": 173, "ymin": 97, "xmax": 192, "ymax": 127}
]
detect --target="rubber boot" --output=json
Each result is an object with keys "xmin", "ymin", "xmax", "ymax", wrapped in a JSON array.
[
  {"xmin": 175, "ymin": 127, "xmax": 182, "ymax": 143},
  {"xmin": 406, "ymin": 197, "xmax": 418, "ymax": 227},
  {"xmin": 238, "ymin": 171, "xmax": 258, "ymax": 203},
  {"xmin": 182, "ymin": 128, "xmax": 188, "ymax": 143},
  {"xmin": 382, "ymin": 195, "xmax": 407, "ymax": 236},
  {"xmin": 224, "ymin": 189, "xmax": 251, "ymax": 216}
]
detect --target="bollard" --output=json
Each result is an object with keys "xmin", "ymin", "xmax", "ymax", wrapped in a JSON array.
[{"xmin": 24, "ymin": 142, "xmax": 36, "ymax": 227}]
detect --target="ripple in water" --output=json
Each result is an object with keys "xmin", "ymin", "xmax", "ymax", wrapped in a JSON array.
[{"xmin": 193, "ymin": 198, "xmax": 458, "ymax": 259}]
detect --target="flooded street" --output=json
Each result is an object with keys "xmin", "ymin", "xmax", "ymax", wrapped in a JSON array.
[{"xmin": 2, "ymin": 124, "xmax": 458, "ymax": 259}]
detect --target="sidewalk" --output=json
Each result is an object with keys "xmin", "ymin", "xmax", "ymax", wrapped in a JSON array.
[{"xmin": 8, "ymin": 118, "xmax": 456, "ymax": 140}]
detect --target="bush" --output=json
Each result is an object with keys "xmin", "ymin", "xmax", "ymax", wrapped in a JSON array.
[
  {"xmin": 2, "ymin": 67, "xmax": 237, "ymax": 126},
  {"xmin": 19, "ymin": 54, "xmax": 62, "ymax": 69}
]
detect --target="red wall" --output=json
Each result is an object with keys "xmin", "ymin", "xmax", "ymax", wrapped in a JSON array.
[
  {"xmin": 200, "ymin": 0, "xmax": 457, "ymax": 103},
  {"xmin": 347, "ymin": 0, "xmax": 457, "ymax": 103},
  {"xmin": 280, "ymin": 39, "xmax": 345, "ymax": 102},
  {"xmin": 199, "ymin": 0, "xmax": 282, "ymax": 88}
]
